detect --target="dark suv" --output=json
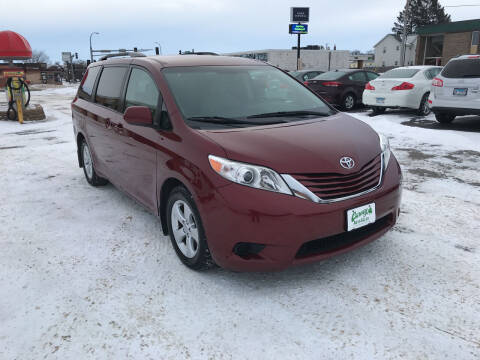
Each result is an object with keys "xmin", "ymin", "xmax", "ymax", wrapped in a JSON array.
[
  {"xmin": 72, "ymin": 55, "xmax": 401, "ymax": 271},
  {"xmin": 305, "ymin": 69, "xmax": 379, "ymax": 110}
]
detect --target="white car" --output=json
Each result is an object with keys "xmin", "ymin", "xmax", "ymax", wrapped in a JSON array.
[
  {"xmin": 363, "ymin": 66, "xmax": 442, "ymax": 116},
  {"xmin": 429, "ymin": 55, "xmax": 480, "ymax": 123}
]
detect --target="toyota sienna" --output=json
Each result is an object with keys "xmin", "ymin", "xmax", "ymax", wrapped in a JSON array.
[{"xmin": 72, "ymin": 55, "xmax": 402, "ymax": 271}]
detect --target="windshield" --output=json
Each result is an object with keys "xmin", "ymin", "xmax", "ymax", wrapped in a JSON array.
[
  {"xmin": 162, "ymin": 66, "xmax": 334, "ymax": 129},
  {"xmin": 379, "ymin": 68, "xmax": 419, "ymax": 79},
  {"xmin": 312, "ymin": 71, "xmax": 347, "ymax": 80},
  {"xmin": 442, "ymin": 59, "xmax": 480, "ymax": 78}
]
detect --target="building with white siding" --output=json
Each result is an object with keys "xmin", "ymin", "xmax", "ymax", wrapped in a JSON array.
[
  {"xmin": 222, "ymin": 49, "xmax": 350, "ymax": 71},
  {"xmin": 373, "ymin": 34, "xmax": 417, "ymax": 67}
]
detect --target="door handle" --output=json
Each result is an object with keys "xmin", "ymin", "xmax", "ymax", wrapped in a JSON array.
[{"xmin": 105, "ymin": 118, "xmax": 111, "ymax": 128}]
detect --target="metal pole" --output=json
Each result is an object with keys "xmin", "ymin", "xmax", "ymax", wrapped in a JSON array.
[
  {"xmin": 400, "ymin": 0, "xmax": 411, "ymax": 66},
  {"xmin": 90, "ymin": 32, "xmax": 99, "ymax": 63},
  {"xmin": 297, "ymin": 33, "xmax": 301, "ymax": 70}
]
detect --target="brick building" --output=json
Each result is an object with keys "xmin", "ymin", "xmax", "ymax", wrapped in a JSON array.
[{"xmin": 415, "ymin": 19, "xmax": 480, "ymax": 65}]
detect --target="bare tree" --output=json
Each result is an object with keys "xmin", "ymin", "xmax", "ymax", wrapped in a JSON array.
[{"xmin": 25, "ymin": 50, "xmax": 51, "ymax": 64}]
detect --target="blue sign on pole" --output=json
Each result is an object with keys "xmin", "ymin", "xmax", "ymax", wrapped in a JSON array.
[{"xmin": 289, "ymin": 24, "xmax": 308, "ymax": 34}]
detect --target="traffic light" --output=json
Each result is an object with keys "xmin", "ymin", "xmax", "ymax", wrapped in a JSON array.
[
  {"xmin": 133, "ymin": 47, "xmax": 138, "ymax": 52},
  {"xmin": 155, "ymin": 47, "xmax": 159, "ymax": 55},
  {"xmin": 75, "ymin": 52, "xmax": 78, "ymax": 59}
]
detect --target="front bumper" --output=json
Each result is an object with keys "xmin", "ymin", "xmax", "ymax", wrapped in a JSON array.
[
  {"xmin": 363, "ymin": 90, "xmax": 420, "ymax": 109},
  {"xmin": 200, "ymin": 155, "xmax": 402, "ymax": 271}
]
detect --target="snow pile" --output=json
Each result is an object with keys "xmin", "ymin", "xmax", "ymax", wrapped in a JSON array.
[{"xmin": 0, "ymin": 90, "xmax": 479, "ymax": 359}]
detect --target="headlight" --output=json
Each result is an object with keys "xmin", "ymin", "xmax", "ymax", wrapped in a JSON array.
[
  {"xmin": 379, "ymin": 133, "xmax": 391, "ymax": 171},
  {"xmin": 208, "ymin": 155, "xmax": 292, "ymax": 195}
]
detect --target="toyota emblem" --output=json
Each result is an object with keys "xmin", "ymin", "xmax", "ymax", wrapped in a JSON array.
[{"xmin": 340, "ymin": 156, "xmax": 355, "ymax": 169}]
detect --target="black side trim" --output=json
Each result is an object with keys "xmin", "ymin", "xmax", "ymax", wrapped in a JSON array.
[{"xmin": 432, "ymin": 107, "xmax": 480, "ymax": 116}]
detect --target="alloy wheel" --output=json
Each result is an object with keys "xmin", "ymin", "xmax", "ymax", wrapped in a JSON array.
[
  {"xmin": 82, "ymin": 143, "xmax": 93, "ymax": 180},
  {"xmin": 344, "ymin": 95, "xmax": 355, "ymax": 110},
  {"xmin": 171, "ymin": 200, "xmax": 199, "ymax": 258}
]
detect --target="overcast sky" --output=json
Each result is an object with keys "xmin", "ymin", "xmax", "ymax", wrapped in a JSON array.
[{"xmin": 3, "ymin": 0, "xmax": 478, "ymax": 63}]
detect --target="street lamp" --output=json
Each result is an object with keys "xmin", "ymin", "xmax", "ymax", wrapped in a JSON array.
[
  {"xmin": 154, "ymin": 42, "xmax": 162, "ymax": 55},
  {"xmin": 90, "ymin": 32, "xmax": 100, "ymax": 63}
]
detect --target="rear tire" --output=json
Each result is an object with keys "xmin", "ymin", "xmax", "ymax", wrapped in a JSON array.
[
  {"xmin": 417, "ymin": 93, "xmax": 431, "ymax": 116},
  {"xmin": 371, "ymin": 106, "xmax": 386, "ymax": 115},
  {"xmin": 434, "ymin": 113, "xmax": 455, "ymax": 124},
  {"xmin": 342, "ymin": 93, "xmax": 356, "ymax": 111},
  {"xmin": 80, "ymin": 140, "xmax": 108, "ymax": 186},
  {"xmin": 166, "ymin": 186, "xmax": 215, "ymax": 271}
]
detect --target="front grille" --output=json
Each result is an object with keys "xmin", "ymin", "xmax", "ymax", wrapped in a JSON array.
[
  {"xmin": 291, "ymin": 156, "xmax": 382, "ymax": 201},
  {"xmin": 295, "ymin": 214, "xmax": 393, "ymax": 259}
]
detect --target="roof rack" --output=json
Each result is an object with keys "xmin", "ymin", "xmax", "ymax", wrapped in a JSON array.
[
  {"xmin": 179, "ymin": 51, "xmax": 218, "ymax": 56},
  {"xmin": 99, "ymin": 52, "xmax": 146, "ymax": 61}
]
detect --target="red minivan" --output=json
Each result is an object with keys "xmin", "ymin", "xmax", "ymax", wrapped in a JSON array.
[{"xmin": 72, "ymin": 55, "xmax": 402, "ymax": 272}]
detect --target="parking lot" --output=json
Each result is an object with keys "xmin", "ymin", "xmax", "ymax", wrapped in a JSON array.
[{"xmin": 0, "ymin": 86, "xmax": 479, "ymax": 359}]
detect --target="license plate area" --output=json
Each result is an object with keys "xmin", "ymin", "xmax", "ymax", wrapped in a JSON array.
[
  {"xmin": 453, "ymin": 88, "xmax": 468, "ymax": 96},
  {"xmin": 376, "ymin": 97, "xmax": 385, "ymax": 104},
  {"xmin": 347, "ymin": 203, "xmax": 376, "ymax": 231}
]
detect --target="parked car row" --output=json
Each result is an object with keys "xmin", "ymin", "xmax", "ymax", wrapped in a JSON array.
[{"xmin": 300, "ymin": 54, "xmax": 479, "ymax": 125}]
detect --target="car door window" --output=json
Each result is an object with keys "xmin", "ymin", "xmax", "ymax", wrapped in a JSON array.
[
  {"xmin": 304, "ymin": 71, "xmax": 319, "ymax": 81},
  {"xmin": 125, "ymin": 68, "xmax": 160, "ymax": 119},
  {"xmin": 95, "ymin": 67, "xmax": 128, "ymax": 111},
  {"xmin": 427, "ymin": 68, "xmax": 441, "ymax": 79},
  {"xmin": 78, "ymin": 66, "xmax": 101, "ymax": 101},
  {"xmin": 366, "ymin": 72, "xmax": 379, "ymax": 81},
  {"xmin": 348, "ymin": 72, "xmax": 367, "ymax": 82}
]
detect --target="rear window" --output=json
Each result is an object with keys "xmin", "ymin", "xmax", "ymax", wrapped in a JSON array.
[
  {"xmin": 95, "ymin": 67, "xmax": 128, "ymax": 111},
  {"xmin": 78, "ymin": 66, "xmax": 100, "ymax": 100},
  {"xmin": 379, "ymin": 69, "xmax": 420, "ymax": 79},
  {"xmin": 313, "ymin": 71, "xmax": 346, "ymax": 80},
  {"xmin": 442, "ymin": 59, "xmax": 480, "ymax": 78}
]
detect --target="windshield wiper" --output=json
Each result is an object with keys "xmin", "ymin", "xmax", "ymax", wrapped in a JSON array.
[
  {"xmin": 186, "ymin": 116, "xmax": 287, "ymax": 125},
  {"xmin": 246, "ymin": 110, "xmax": 331, "ymax": 119}
]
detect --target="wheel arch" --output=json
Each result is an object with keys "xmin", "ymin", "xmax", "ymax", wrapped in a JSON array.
[{"xmin": 159, "ymin": 177, "xmax": 189, "ymax": 235}]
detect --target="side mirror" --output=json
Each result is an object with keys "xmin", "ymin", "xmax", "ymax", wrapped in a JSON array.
[{"xmin": 124, "ymin": 106, "xmax": 152, "ymax": 126}]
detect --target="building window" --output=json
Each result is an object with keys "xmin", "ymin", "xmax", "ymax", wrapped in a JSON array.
[
  {"xmin": 383, "ymin": 47, "xmax": 386, "ymax": 54},
  {"xmin": 395, "ymin": 61, "xmax": 398, "ymax": 65}
]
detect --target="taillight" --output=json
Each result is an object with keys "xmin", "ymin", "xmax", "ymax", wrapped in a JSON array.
[
  {"xmin": 432, "ymin": 78, "xmax": 443, "ymax": 87},
  {"xmin": 391, "ymin": 82, "xmax": 415, "ymax": 91},
  {"xmin": 303, "ymin": 81, "xmax": 310, "ymax": 86},
  {"xmin": 467, "ymin": 55, "xmax": 480, "ymax": 59},
  {"xmin": 365, "ymin": 82, "xmax": 375, "ymax": 90},
  {"xmin": 322, "ymin": 81, "xmax": 342, "ymax": 87}
]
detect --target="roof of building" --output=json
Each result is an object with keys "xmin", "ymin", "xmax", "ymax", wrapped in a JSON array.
[
  {"xmin": 373, "ymin": 34, "xmax": 417, "ymax": 48},
  {"xmin": 417, "ymin": 19, "xmax": 480, "ymax": 35}
]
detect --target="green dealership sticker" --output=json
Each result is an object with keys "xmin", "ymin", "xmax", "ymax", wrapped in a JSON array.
[{"xmin": 351, "ymin": 205, "xmax": 373, "ymax": 224}]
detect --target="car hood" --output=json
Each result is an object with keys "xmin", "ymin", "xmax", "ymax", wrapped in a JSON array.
[{"xmin": 200, "ymin": 113, "xmax": 381, "ymax": 174}]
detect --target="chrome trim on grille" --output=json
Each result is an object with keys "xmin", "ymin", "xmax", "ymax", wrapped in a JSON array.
[{"xmin": 281, "ymin": 154, "xmax": 385, "ymax": 204}]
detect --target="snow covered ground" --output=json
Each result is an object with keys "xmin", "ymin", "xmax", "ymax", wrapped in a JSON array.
[{"xmin": 0, "ymin": 86, "xmax": 479, "ymax": 359}]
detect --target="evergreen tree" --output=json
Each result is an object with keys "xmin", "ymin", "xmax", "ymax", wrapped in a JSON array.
[{"xmin": 392, "ymin": 0, "xmax": 451, "ymax": 35}]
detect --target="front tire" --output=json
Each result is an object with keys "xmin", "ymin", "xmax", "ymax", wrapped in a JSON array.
[
  {"xmin": 342, "ymin": 93, "xmax": 356, "ymax": 111},
  {"xmin": 417, "ymin": 93, "xmax": 431, "ymax": 116},
  {"xmin": 166, "ymin": 186, "xmax": 215, "ymax": 271},
  {"xmin": 80, "ymin": 140, "xmax": 108, "ymax": 186},
  {"xmin": 434, "ymin": 113, "xmax": 455, "ymax": 124}
]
